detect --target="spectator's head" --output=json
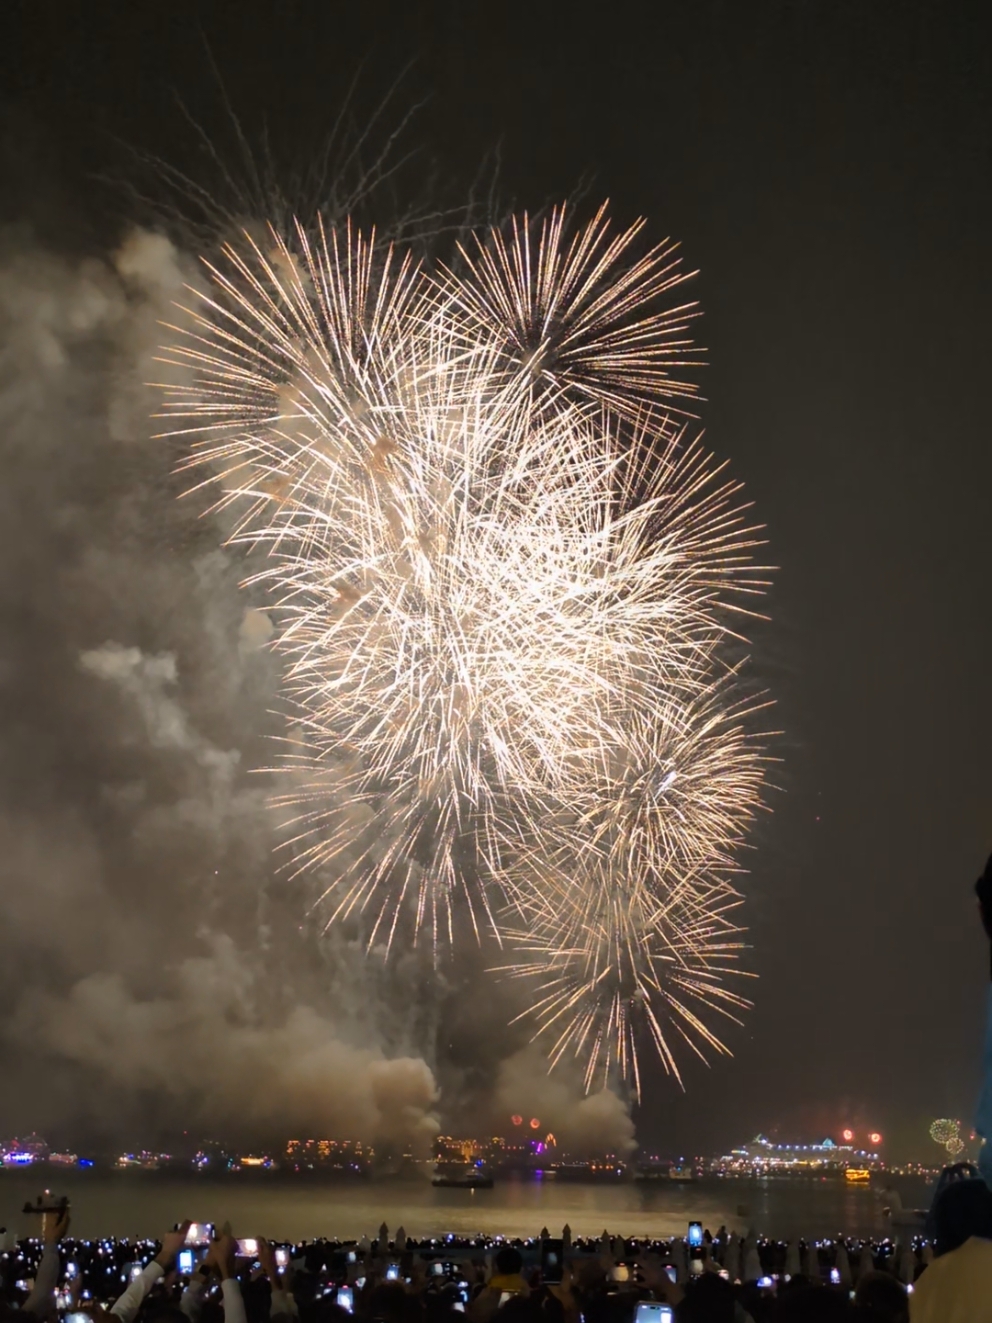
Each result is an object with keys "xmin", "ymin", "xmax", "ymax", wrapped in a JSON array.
[
  {"xmin": 772, "ymin": 1286, "xmax": 850, "ymax": 1322},
  {"xmin": 143, "ymin": 1307, "xmax": 188, "ymax": 1323},
  {"xmin": 931, "ymin": 1176, "xmax": 992, "ymax": 1256},
  {"xmin": 853, "ymin": 1270, "xmax": 909, "ymax": 1322},
  {"xmin": 312, "ymin": 1304, "xmax": 353, "ymax": 1323},
  {"xmin": 494, "ymin": 1297, "xmax": 543, "ymax": 1323},
  {"xmin": 363, "ymin": 1282, "xmax": 411, "ymax": 1323},
  {"xmin": 494, "ymin": 1248, "xmax": 524, "ymax": 1277},
  {"xmin": 675, "ymin": 1272, "xmax": 735, "ymax": 1322}
]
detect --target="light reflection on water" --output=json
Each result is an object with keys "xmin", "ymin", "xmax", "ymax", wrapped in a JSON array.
[{"xmin": 0, "ymin": 1171, "xmax": 935, "ymax": 1241}]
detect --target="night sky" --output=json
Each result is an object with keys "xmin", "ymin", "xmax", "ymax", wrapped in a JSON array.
[{"xmin": 2, "ymin": 0, "xmax": 991, "ymax": 1158}]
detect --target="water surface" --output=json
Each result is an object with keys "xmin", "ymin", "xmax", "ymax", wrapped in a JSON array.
[{"xmin": 0, "ymin": 1171, "xmax": 934, "ymax": 1241}]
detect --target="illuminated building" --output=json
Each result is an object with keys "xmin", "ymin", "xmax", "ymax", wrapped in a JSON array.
[
  {"xmin": 0, "ymin": 1133, "xmax": 49, "ymax": 1164},
  {"xmin": 283, "ymin": 1139, "xmax": 372, "ymax": 1172},
  {"xmin": 116, "ymin": 1151, "xmax": 170, "ymax": 1170},
  {"xmin": 435, "ymin": 1136, "xmax": 491, "ymax": 1164}
]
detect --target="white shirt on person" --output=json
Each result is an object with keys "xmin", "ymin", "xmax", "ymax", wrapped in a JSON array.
[{"xmin": 910, "ymin": 1235, "xmax": 992, "ymax": 1323}]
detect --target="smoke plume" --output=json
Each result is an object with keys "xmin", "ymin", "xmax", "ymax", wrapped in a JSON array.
[{"xmin": 0, "ymin": 223, "xmax": 634, "ymax": 1155}]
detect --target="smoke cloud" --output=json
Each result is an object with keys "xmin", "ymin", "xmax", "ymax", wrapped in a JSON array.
[
  {"xmin": 14, "ymin": 936, "xmax": 439, "ymax": 1146},
  {"xmin": 492, "ymin": 1049, "xmax": 637, "ymax": 1156},
  {"xmin": 0, "ymin": 222, "xmax": 634, "ymax": 1156}
]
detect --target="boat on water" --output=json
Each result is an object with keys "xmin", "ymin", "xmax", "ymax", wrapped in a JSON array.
[
  {"xmin": 635, "ymin": 1165, "xmax": 697, "ymax": 1184},
  {"xmin": 432, "ymin": 1166, "xmax": 494, "ymax": 1189},
  {"xmin": 879, "ymin": 1186, "xmax": 926, "ymax": 1230}
]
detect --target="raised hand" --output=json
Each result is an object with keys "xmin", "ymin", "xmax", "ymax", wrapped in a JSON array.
[
  {"xmin": 156, "ymin": 1221, "xmax": 192, "ymax": 1269},
  {"xmin": 43, "ymin": 1204, "xmax": 70, "ymax": 1245}
]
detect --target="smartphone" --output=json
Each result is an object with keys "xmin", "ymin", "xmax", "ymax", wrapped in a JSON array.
[
  {"xmin": 756, "ymin": 1276, "xmax": 774, "ymax": 1290},
  {"xmin": 65, "ymin": 1264, "xmax": 78, "ymax": 1280},
  {"xmin": 186, "ymin": 1224, "xmax": 213, "ymax": 1248},
  {"xmin": 336, "ymin": 1287, "xmax": 354, "ymax": 1313},
  {"xmin": 430, "ymin": 1263, "xmax": 445, "ymax": 1277},
  {"xmin": 541, "ymin": 1239, "xmax": 564, "ymax": 1285},
  {"xmin": 237, "ymin": 1239, "xmax": 259, "ymax": 1257},
  {"xmin": 385, "ymin": 1264, "xmax": 400, "ymax": 1281},
  {"xmin": 687, "ymin": 1222, "xmax": 703, "ymax": 1249},
  {"xmin": 275, "ymin": 1248, "xmax": 290, "ymax": 1269},
  {"xmin": 55, "ymin": 1290, "xmax": 73, "ymax": 1310},
  {"xmin": 829, "ymin": 1267, "xmax": 840, "ymax": 1285},
  {"xmin": 452, "ymin": 1305, "xmax": 465, "ymax": 1315},
  {"xmin": 66, "ymin": 1314, "xmax": 90, "ymax": 1323},
  {"xmin": 633, "ymin": 1306, "xmax": 672, "ymax": 1323},
  {"xmin": 178, "ymin": 1250, "xmax": 194, "ymax": 1276},
  {"xmin": 347, "ymin": 1250, "xmax": 357, "ymax": 1264},
  {"xmin": 610, "ymin": 1264, "xmax": 630, "ymax": 1283},
  {"xmin": 498, "ymin": 1293, "xmax": 514, "ymax": 1307},
  {"xmin": 129, "ymin": 1265, "xmax": 143, "ymax": 1282},
  {"xmin": 664, "ymin": 1265, "xmax": 677, "ymax": 1285}
]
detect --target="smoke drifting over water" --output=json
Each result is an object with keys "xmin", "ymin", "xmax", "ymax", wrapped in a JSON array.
[{"xmin": 0, "ymin": 228, "xmax": 636, "ymax": 1155}]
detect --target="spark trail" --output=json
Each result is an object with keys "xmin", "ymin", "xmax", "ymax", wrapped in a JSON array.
[{"xmin": 158, "ymin": 204, "xmax": 771, "ymax": 1093}]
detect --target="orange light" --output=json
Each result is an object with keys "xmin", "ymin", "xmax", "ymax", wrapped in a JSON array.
[
  {"xmin": 529, "ymin": 1117, "xmax": 541, "ymax": 1129},
  {"xmin": 842, "ymin": 1129, "xmax": 854, "ymax": 1142},
  {"xmin": 511, "ymin": 1115, "xmax": 523, "ymax": 1126},
  {"xmin": 869, "ymin": 1132, "xmax": 882, "ymax": 1146}
]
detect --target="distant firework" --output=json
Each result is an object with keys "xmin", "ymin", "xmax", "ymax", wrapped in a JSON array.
[
  {"xmin": 161, "ymin": 204, "xmax": 770, "ymax": 1094},
  {"xmin": 930, "ymin": 1118, "xmax": 959, "ymax": 1145},
  {"xmin": 930, "ymin": 1118, "xmax": 964, "ymax": 1156}
]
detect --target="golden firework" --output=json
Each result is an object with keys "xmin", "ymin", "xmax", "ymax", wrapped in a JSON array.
[{"xmin": 157, "ymin": 207, "xmax": 771, "ymax": 1093}]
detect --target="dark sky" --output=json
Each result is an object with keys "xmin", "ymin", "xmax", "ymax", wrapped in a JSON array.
[{"xmin": 2, "ymin": 0, "xmax": 991, "ymax": 1158}]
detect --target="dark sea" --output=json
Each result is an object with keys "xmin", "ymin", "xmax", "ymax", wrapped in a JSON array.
[{"xmin": 0, "ymin": 1170, "xmax": 935, "ymax": 1241}]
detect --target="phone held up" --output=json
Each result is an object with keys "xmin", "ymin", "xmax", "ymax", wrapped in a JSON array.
[
  {"xmin": 540, "ymin": 1239, "xmax": 564, "ymax": 1285},
  {"xmin": 634, "ymin": 1306, "xmax": 673, "ymax": 1323},
  {"xmin": 23, "ymin": 1194, "xmax": 69, "ymax": 1217}
]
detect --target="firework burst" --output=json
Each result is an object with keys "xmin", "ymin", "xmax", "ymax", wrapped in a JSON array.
[{"xmin": 157, "ymin": 204, "xmax": 771, "ymax": 1093}]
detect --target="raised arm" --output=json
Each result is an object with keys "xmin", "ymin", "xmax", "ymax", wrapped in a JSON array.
[
  {"xmin": 23, "ymin": 1205, "xmax": 70, "ymax": 1318},
  {"xmin": 110, "ymin": 1222, "xmax": 190, "ymax": 1323}
]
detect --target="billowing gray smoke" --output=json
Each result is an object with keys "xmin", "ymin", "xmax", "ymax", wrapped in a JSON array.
[
  {"xmin": 0, "ymin": 226, "xmax": 636, "ymax": 1157},
  {"xmin": 491, "ymin": 1050, "xmax": 637, "ymax": 1156}
]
